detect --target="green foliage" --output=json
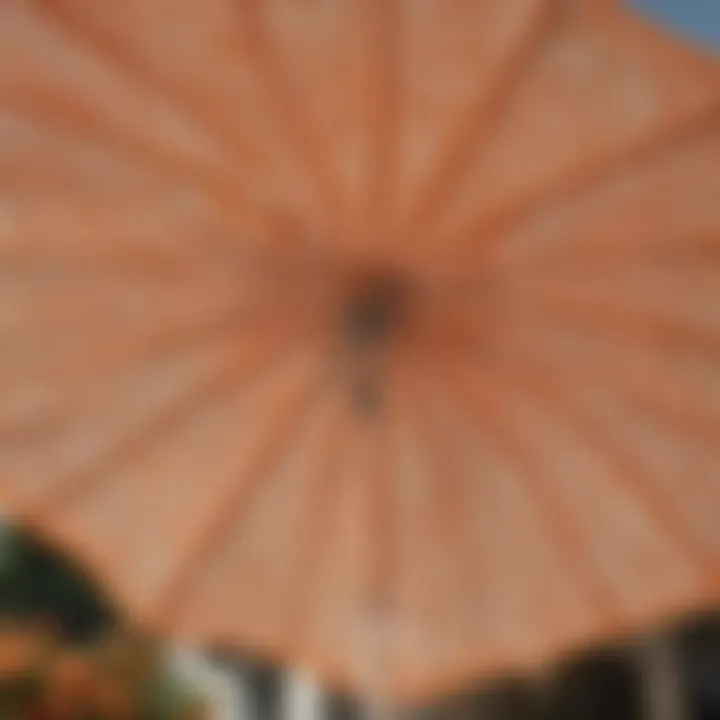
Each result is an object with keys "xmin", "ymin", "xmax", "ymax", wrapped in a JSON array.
[
  {"xmin": 0, "ymin": 525, "xmax": 117, "ymax": 641},
  {"xmin": 0, "ymin": 523, "xmax": 209, "ymax": 718}
]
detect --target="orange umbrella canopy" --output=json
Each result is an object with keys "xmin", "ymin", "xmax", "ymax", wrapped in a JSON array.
[{"xmin": 0, "ymin": 0, "xmax": 719, "ymax": 704}]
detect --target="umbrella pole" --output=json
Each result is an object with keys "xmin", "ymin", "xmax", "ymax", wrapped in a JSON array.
[{"xmin": 636, "ymin": 632, "xmax": 687, "ymax": 720}]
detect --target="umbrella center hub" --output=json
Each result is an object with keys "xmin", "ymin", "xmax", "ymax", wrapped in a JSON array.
[{"xmin": 343, "ymin": 271, "xmax": 409, "ymax": 350}]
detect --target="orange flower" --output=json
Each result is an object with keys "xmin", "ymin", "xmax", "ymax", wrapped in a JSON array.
[
  {"xmin": 0, "ymin": 628, "xmax": 50, "ymax": 679},
  {"xmin": 86, "ymin": 671, "xmax": 134, "ymax": 720},
  {"xmin": 38, "ymin": 651, "xmax": 96, "ymax": 718}
]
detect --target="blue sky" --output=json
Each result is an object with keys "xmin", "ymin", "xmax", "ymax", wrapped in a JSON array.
[{"xmin": 630, "ymin": 0, "xmax": 720, "ymax": 49}]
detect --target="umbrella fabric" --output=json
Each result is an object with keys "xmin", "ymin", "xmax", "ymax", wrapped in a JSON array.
[{"xmin": 0, "ymin": 0, "xmax": 719, "ymax": 704}]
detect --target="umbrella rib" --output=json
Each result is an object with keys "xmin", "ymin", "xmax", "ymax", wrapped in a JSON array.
[
  {"xmin": 514, "ymin": 235, "xmax": 720, "ymax": 279},
  {"xmin": 0, "ymin": 248, "xmax": 283, "ymax": 301},
  {"xmin": 401, "ymin": 0, "xmax": 556, "ymax": 246},
  {"xmin": 430, "ymin": 103, "xmax": 720, "ymax": 269},
  {"xmin": 445, "ymin": 292, "xmax": 720, "ymax": 359},
  {"xmin": 446, "ymin": 352, "xmax": 720, "ymax": 638},
  {"xmin": 3, "ymin": 288, "xmax": 240, "ymax": 374},
  {"xmin": 234, "ymin": 0, "xmax": 348, "ymax": 232},
  {"xmin": 152, "ymin": 358, "xmax": 331, "ymax": 628},
  {"xmin": 30, "ymin": 321, "xmax": 307, "ymax": 518},
  {"xmin": 281, "ymin": 400, "xmax": 349, "ymax": 656},
  {"xmin": 0, "ymin": 254, "xmax": 209, "ymax": 285},
  {"xmin": 544, "ymin": 233, "xmax": 720, "ymax": 275},
  {"xmin": 0, "ymin": 154, "xmax": 153, "ymax": 195},
  {"xmin": 361, "ymin": 389, "xmax": 395, "ymax": 618},
  {"xmin": 516, "ymin": 292, "xmax": 720, "ymax": 355},
  {"xmin": 357, "ymin": 393, "xmax": 403, "ymax": 706},
  {"xmin": 0, "ymin": 208, "xmax": 322, "ymax": 282},
  {"xmin": 472, "ymin": 345, "xmax": 717, "ymax": 574},
  {"xmin": 363, "ymin": 0, "xmax": 402, "ymax": 238},
  {"xmin": 439, "ymin": 354, "xmax": 622, "ymax": 628},
  {"xmin": 397, "ymin": 360, "xmax": 479, "ymax": 653},
  {"xmin": 33, "ymin": 0, "xmax": 280, "ymax": 219},
  {"xmin": 0, "ymin": 312, "xmax": 275, "ymax": 452},
  {"xmin": 0, "ymin": 287, "xmax": 290, "ymax": 432},
  {"xmin": 1, "ymin": 93, "xmax": 251, "ymax": 217},
  {"xmin": 489, "ymin": 325, "xmax": 720, "ymax": 461},
  {"xmin": 442, "ymin": 230, "xmax": 720, "ymax": 287}
]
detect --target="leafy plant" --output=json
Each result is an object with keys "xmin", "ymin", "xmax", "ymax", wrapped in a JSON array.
[{"xmin": 0, "ymin": 524, "xmax": 209, "ymax": 718}]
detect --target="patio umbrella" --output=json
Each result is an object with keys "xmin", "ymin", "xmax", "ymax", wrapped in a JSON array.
[{"xmin": 0, "ymin": 0, "xmax": 719, "ymax": 705}]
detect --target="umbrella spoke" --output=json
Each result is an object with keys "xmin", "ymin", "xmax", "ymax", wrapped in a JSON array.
[
  {"xmin": 430, "ymin": 230, "xmax": 720, "ymax": 289},
  {"xmin": 234, "ymin": 0, "xmax": 348, "ymax": 235},
  {"xmin": 0, "ymin": 254, "xmax": 218, "ymax": 288},
  {"xmin": 0, "ymin": 3, "xmax": 258, "ymax": 214},
  {"xmin": 28, "ymin": 315, "xmax": 315, "ymax": 516},
  {"xmin": 504, "ymin": 228, "xmax": 720, "ymax": 278},
  {"xmin": 400, "ymin": 0, "xmax": 554, "ymax": 247},
  {"xmin": 489, "ymin": 324, "xmax": 720, "ymax": 452},
  {"xmin": 362, "ymin": 367, "xmax": 430, "ymax": 681},
  {"xmin": 0, "ymin": 308, "xmax": 250, "ymax": 444},
  {"xmin": 436, "ymin": 352, "xmax": 621, "ymax": 640},
  {"xmin": 337, "ymin": 364, "xmax": 411, "ymax": 705},
  {"xmin": 362, "ymin": 0, "xmax": 401, "ymax": 242},
  {"xmin": 281, "ymin": 401, "xmax": 351, "ymax": 655},
  {"xmin": 182, "ymin": 370, "xmax": 348, "ymax": 660},
  {"xmin": 29, "ymin": 0, "xmax": 227, "ymax": 155},
  {"xmin": 519, "ymin": 294, "xmax": 720, "ymax": 355},
  {"xmin": 0, "ymin": 306, "xmax": 238, "ymax": 402},
  {"xmin": 0, "ymin": 196, "xmax": 342, "ymax": 288},
  {"xmin": 392, "ymin": 360, "xmax": 474, "ymax": 662},
  {"xmin": 0, "ymin": 118, "xmax": 167, "ymax": 197},
  {"xmin": 152, "ymin": 350, "xmax": 334, "ymax": 628},
  {"xmin": 31, "ymin": 0, "xmax": 294, "ymax": 227},
  {"xmin": 440, "ymin": 291, "xmax": 720, "ymax": 360},
  {"xmin": 424, "ymin": 105, "xmax": 720, "ymax": 271},
  {"xmin": 0, "ymin": 94, "xmax": 251, "ymax": 217},
  {"xmin": 0, "ymin": 0, "xmax": 717, "ymax": 702},
  {"xmin": 361, "ymin": 390, "xmax": 396, "ymax": 624},
  {"xmin": 0, "ymin": 270, "xmax": 335, "ymax": 475},
  {"xmin": 450, "ymin": 358, "xmax": 716, "ymax": 636},
  {"xmin": 0, "ymin": 280, "xmax": 290, "ymax": 404},
  {"xmin": 466, "ymin": 342, "xmax": 719, "ymax": 581}
]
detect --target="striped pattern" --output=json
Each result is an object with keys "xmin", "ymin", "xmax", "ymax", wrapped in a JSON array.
[{"xmin": 0, "ymin": 0, "xmax": 718, "ymax": 704}]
